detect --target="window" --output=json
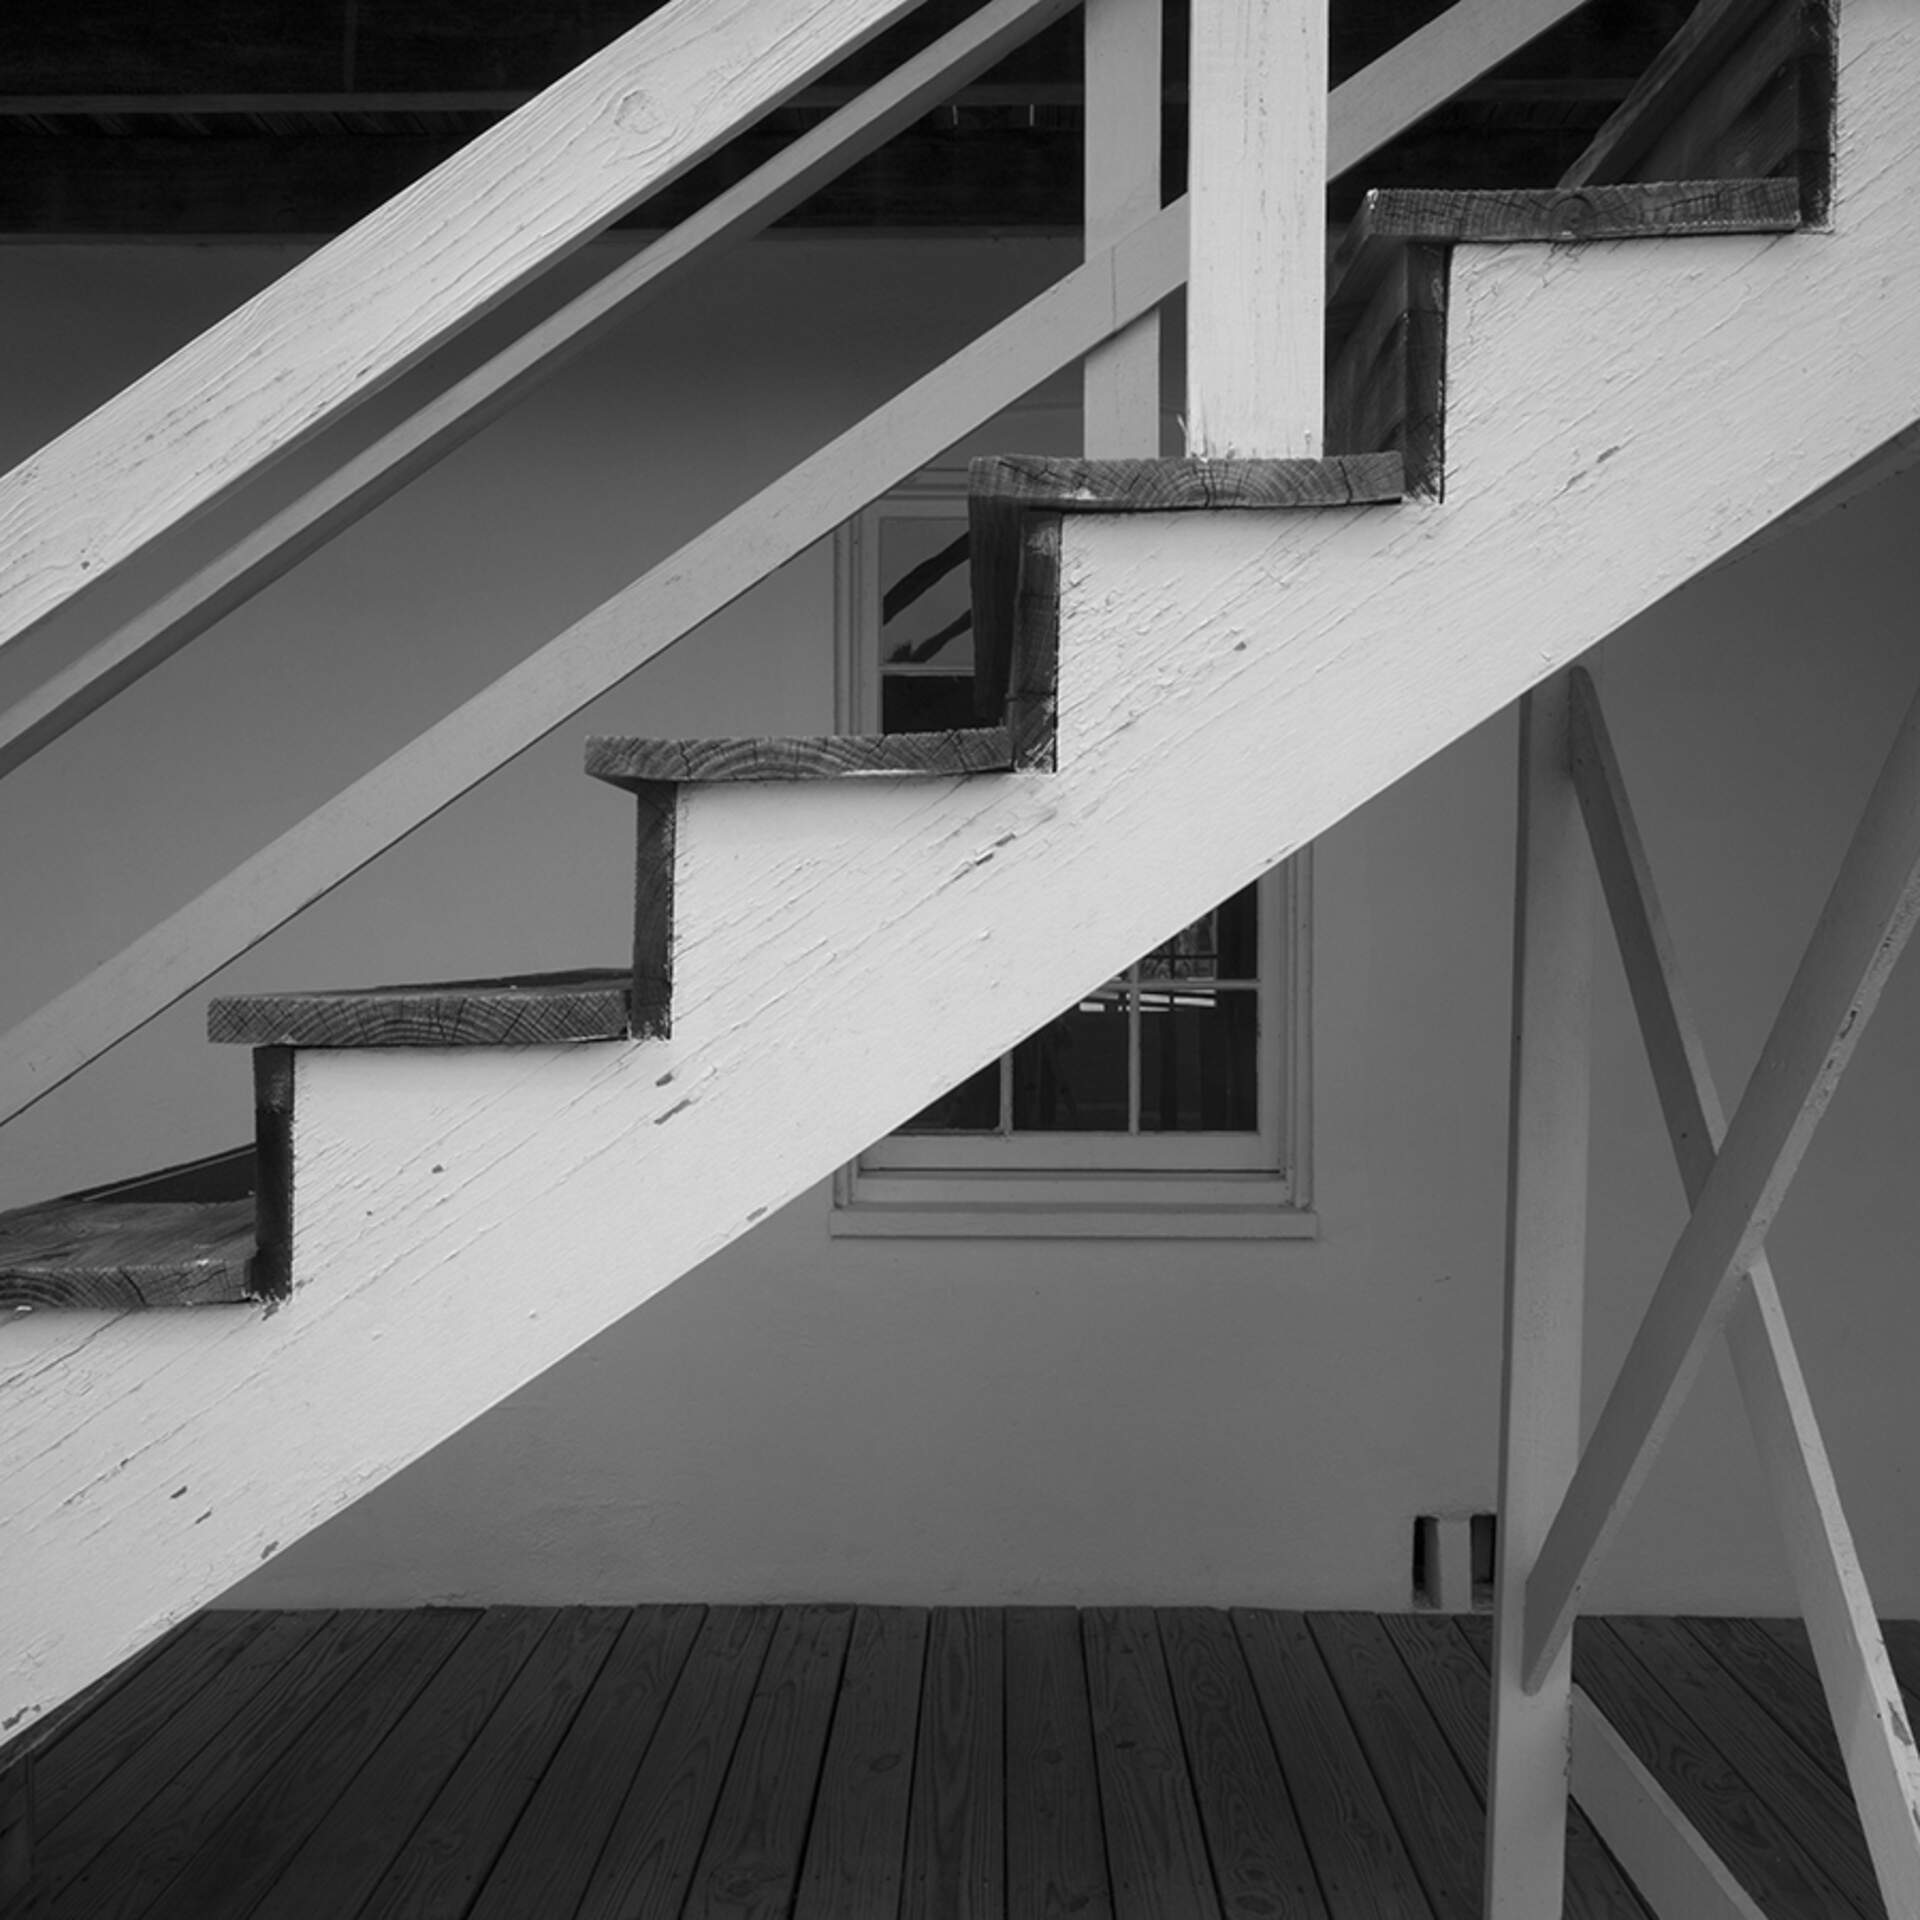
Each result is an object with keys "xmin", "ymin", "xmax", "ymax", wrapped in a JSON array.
[{"xmin": 831, "ymin": 470, "xmax": 1313, "ymax": 1238}]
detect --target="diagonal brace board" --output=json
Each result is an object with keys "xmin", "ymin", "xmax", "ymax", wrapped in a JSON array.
[
  {"xmin": 1523, "ymin": 666, "xmax": 1920, "ymax": 1689},
  {"xmin": 1564, "ymin": 668, "xmax": 1920, "ymax": 1913},
  {"xmin": 0, "ymin": 0, "xmax": 1603, "ymax": 1133}
]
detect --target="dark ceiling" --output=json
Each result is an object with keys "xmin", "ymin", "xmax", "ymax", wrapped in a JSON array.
[{"xmin": 0, "ymin": 0, "xmax": 1690, "ymax": 234}]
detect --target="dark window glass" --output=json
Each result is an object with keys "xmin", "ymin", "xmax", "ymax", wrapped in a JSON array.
[
  {"xmin": 1011, "ymin": 989, "xmax": 1130, "ymax": 1132},
  {"xmin": 1139, "ymin": 986, "xmax": 1258, "ymax": 1131}
]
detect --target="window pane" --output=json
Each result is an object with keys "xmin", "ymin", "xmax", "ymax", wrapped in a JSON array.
[
  {"xmin": 880, "ymin": 522, "xmax": 973, "ymax": 671},
  {"xmin": 1138, "ymin": 883, "xmax": 1258, "ymax": 979},
  {"xmin": 1139, "ymin": 985, "xmax": 1258, "ymax": 1131},
  {"xmin": 1011, "ymin": 988, "xmax": 1131, "ymax": 1132},
  {"xmin": 897, "ymin": 1060, "xmax": 1000, "ymax": 1133},
  {"xmin": 882, "ymin": 673, "xmax": 976, "ymax": 734}
]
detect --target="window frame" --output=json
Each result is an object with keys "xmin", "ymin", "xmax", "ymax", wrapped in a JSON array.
[{"xmin": 830, "ymin": 468, "xmax": 1315, "ymax": 1239}]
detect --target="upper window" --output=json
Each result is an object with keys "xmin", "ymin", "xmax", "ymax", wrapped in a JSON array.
[{"xmin": 831, "ymin": 470, "xmax": 1313, "ymax": 1237}]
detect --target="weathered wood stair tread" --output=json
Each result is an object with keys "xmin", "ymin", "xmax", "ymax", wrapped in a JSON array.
[
  {"xmin": 1328, "ymin": 178, "xmax": 1803, "ymax": 333},
  {"xmin": 585, "ymin": 726, "xmax": 1011, "ymax": 791},
  {"xmin": 208, "ymin": 968, "xmax": 631, "ymax": 1048},
  {"xmin": 0, "ymin": 1197, "xmax": 256, "ymax": 1309},
  {"xmin": 969, "ymin": 451, "xmax": 1406, "ymax": 513}
]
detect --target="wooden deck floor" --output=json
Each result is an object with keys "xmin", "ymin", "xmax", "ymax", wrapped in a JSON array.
[{"xmin": 8, "ymin": 1606, "xmax": 1912, "ymax": 1919}]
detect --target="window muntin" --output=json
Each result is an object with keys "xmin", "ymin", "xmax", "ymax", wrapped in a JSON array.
[{"xmin": 834, "ymin": 470, "xmax": 1309, "ymax": 1216}]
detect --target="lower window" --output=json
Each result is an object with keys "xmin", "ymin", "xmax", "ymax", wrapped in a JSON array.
[{"xmin": 830, "ymin": 470, "xmax": 1313, "ymax": 1238}]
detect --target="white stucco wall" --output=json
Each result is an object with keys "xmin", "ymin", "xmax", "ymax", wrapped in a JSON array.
[{"xmin": 4, "ymin": 240, "xmax": 1917, "ymax": 1616}]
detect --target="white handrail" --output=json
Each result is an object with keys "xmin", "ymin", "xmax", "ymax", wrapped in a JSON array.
[
  {"xmin": 0, "ymin": 0, "xmax": 1599, "ymax": 1127},
  {"xmin": 0, "ymin": 0, "xmax": 928, "ymax": 655}
]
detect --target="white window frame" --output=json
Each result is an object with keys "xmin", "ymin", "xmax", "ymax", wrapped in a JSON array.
[{"xmin": 830, "ymin": 469, "xmax": 1315, "ymax": 1239}]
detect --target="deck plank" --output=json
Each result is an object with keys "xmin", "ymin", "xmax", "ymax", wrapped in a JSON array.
[
  {"xmin": 1004, "ymin": 1607, "xmax": 1112, "ymax": 1920},
  {"xmin": 1682, "ymin": 1617, "xmax": 1853, "ymax": 1788},
  {"xmin": 357, "ymin": 1606, "xmax": 627, "ymax": 1920},
  {"xmin": 1084, "ymin": 1607, "xmax": 1222, "ymax": 1920},
  {"xmin": 249, "ymin": 1606, "xmax": 558, "ymax": 1920},
  {"xmin": 27, "ymin": 1612, "xmax": 266, "ymax": 1836},
  {"xmin": 1383, "ymin": 1614, "xmax": 1649, "ymax": 1920},
  {"xmin": 574, "ymin": 1606, "xmax": 780, "ymax": 1920},
  {"xmin": 29, "ymin": 1610, "xmax": 333, "ymax": 1901},
  {"xmin": 467, "ymin": 1604, "xmax": 704, "ymax": 1920},
  {"xmin": 56, "ymin": 1608, "xmax": 398, "ymax": 1920},
  {"xmin": 141, "ymin": 1609, "xmax": 479, "ymax": 1920},
  {"xmin": 903, "ymin": 1607, "xmax": 1005, "ymax": 1920},
  {"xmin": 1161, "ymin": 1607, "xmax": 1326, "ymax": 1920},
  {"xmin": 1575, "ymin": 1620, "xmax": 1861, "ymax": 1920},
  {"xmin": 1608, "ymin": 1616, "xmax": 1885, "ymax": 1918},
  {"xmin": 683, "ymin": 1605, "xmax": 855, "ymax": 1920},
  {"xmin": 1234, "ymin": 1610, "xmax": 1435, "ymax": 1920},
  {"xmin": 794, "ymin": 1607, "xmax": 929, "ymax": 1920},
  {"xmin": 1311, "ymin": 1612, "xmax": 1484, "ymax": 1918}
]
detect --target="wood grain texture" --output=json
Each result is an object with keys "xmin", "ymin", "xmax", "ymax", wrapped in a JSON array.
[
  {"xmin": 251, "ymin": 1046, "xmax": 293, "ymax": 1303},
  {"xmin": 683, "ymin": 1605, "xmax": 853, "ymax": 1920},
  {"xmin": 467, "ymin": 1605, "xmax": 702, "ymax": 1920},
  {"xmin": 793, "ymin": 1607, "xmax": 928, "ymax": 1920},
  {"xmin": 140, "ymin": 1610, "xmax": 478, "ymax": 1920},
  {"xmin": 52, "ymin": 1609, "xmax": 397, "ymax": 1920},
  {"xmin": 1084, "ymin": 1609, "xmax": 1220, "ymax": 1920},
  {"xmin": 1568, "ymin": 664, "xmax": 1920, "ymax": 1908},
  {"xmin": 1186, "ymin": 0, "xmax": 1326, "ymax": 455},
  {"xmin": 1608, "ymin": 1614, "xmax": 1885, "ymax": 1917},
  {"xmin": 1007, "ymin": 517, "xmax": 1062, "ymax": 771},
  {"xmin": 587, "ymin": 728, "xmax": 1012, "ymax": 788},
  {"xmin": 357, "ymin": 1606, "xmax": 626, "ymax": 1920},
  {"xmin": 1160, "ymin": 1608, "xmax": 1326, "ymax": 1920},
  {"xmin": 0, "ymin": 1198, "xmax": 256, "ymax": 1310},
  {"xmin": 0, "ymin": 0, "xmax": 931, "ymax": 653},
  {"xmin": 902, "ymin": 1607, "xmax": 1003, "ymax": 1920},
  {"xmin": 1325, "ymin": 244, "xmax": 1448, "ymax": 501},
  {"xmin": 248, "ymin": 1608, "xmax": 558, "ymax": 1920},
  {"xmin": 1384, "ymin": 1615, "xmax": 1650, "ymax": 1920},
  {"xmin": 0, "ymin": 0, "xmax": 1591, "ymax": 1138},
  {"xmin": 970, "ymin": 453, "xmax": 1406, "ymax": 513},
  {"xmin": 1338, "ymin": 179, "xmax": 1801, "ymax": 254},
  {"xmin": 207, "ymin": 970, "xmax": 632, "ymax": 1049},
  {"xmin": 1575, "ymin": 1621, "xmax": 1858, "ymax": 1918},
  {"xmin": 575, "ymin": 1606, "xmax": 779, "ymax": 1920},
  {"xmin": 1313, "ymin": 1612, "xmax": 1484, "ymax": 1917},
  {"xmin": 1233, "ymin": 1610, "xmax": 1435, "ymax": 1919},
  {"xmin": 0, "ymin": 0, "xmax": 1081, "ymax": 783},
  {"xmin": 1004, "ymin": 1608, "xmax": 1111, "ymax": 1920},
  {"xmin": 1527, "ymin": 663, "xmax": 1920, "ymax": 1689},
  {"xmin": 632, "ymin": 784, "xmax": 676, "ymax": 1041},
  {"xmin": 1684, "ymin": 1617, "xmax": 1856, "ymax": 1789},
  {"xmin": 14, "ymin": 1, "xmax": 1920, "ymax": 1729},
  {"xmin": 23, "ymin": 1613, "xmax": 270, "ymax": 1837},
  {"xmin": 0, "ymin": 1752, "xmax": 31, "ymax": 1908},
  {"xmin": 1568, "ymin": 1685, "xmax": 1771, "ymax": 1920}
]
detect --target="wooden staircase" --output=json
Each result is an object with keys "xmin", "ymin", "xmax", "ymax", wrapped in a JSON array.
[{"xmin": 7, "ymin": 4, "xmax": 1920, "ymax": 1911}]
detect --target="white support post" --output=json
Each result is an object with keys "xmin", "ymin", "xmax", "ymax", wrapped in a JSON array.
[
  {"xmin": 1186, "ymin": 0, "xmax": 1326, "ymax": 456},
  {"xmin": 1084, "ymin": 0, "xmax": 1162, "ymax": 455},
  {"xmin": 1567, "ymin": 668, "xmax": 1920, "ymax": 1915},
  {"xmin": 1485, "ymin": 675, "xmax": 1593, "ymax": 1918},
  {"xmin": 1526, "ymin": 669, "xmax": 1920, "ymax": 1689}
]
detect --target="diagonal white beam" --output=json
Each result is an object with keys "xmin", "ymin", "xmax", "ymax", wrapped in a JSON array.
[
  {"xmin": 1523, "ymin": 665, "xmax": 1920, "ymax": 1688},
  {"xmin": 0, "ymin": 0, "xmax": 1603, "ymax": 1131},
  {"xmin": 1565, "ymin": 667, "xmax": 1920, "ymax": 1913}
]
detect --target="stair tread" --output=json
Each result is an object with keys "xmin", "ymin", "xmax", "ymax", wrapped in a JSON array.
[
  {"xmin": 208, "ymin": 968, "xmax": 631, "ymax": 1048},
  {"xmin": 585, "ymin": 728, "xmax": 1010, "ymax": 790},
  {"xmin": 0, "ymin": 1197, "xmax": 255, "ymax": 1309}
]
